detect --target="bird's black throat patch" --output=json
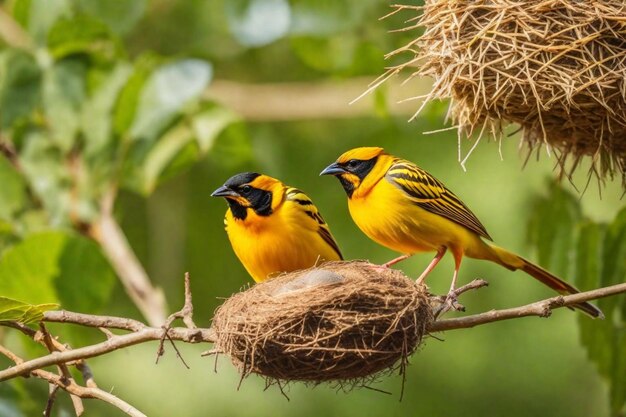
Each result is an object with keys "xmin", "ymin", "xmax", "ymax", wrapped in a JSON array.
[
  {"xmin": 338, "ymin": 176, "xmax": 355, "ymax": 198},
  {"xmin": 227, "ymin": 199, "xmax": 248, "ymax": 220},
  {"xmin": 227, "ymin": 187, "xmax": 273, "ymax": 220},
  {"xmin": 338, "ymin": 157, "xmax": 377, "ymax": 198}
]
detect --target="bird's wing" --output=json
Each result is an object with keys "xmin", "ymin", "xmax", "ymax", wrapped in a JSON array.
[
  {"xmin": 385, "ymin": 160, "xmax": 492, "ymax": 240},
  {"xmin": 285, "ymin": 188, "xmax": 344, "ymax": 259}
]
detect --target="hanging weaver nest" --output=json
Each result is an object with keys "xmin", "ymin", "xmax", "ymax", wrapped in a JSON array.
[
  {"xmin": 383, "ymin": 0, "xmax": 626, "ymax": 187},
  {"xmin": 209, "ymin": 261, "xmax": 432, "ymax": 387}
]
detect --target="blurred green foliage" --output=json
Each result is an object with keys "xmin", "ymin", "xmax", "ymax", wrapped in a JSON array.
[
  {"xmin": 0, "ymin": 0, "xmax": 624, "ymax": 416},
  {"xmin": 529, "ymin": 186, "xmax": 626, "ymax": 416}
]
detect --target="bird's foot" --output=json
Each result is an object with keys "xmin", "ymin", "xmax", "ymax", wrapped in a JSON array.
[
  {"xmin": 443, "ymin": 290, "xmax": 465, "ymax": 312},
  {"xmin": 433, "ymin": 290, "xmax": 465, "ymax": 317}
]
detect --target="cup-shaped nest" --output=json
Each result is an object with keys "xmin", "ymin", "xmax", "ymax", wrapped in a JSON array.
[
  {"xmin": 387, "ymin": 0, "xmax": 626, "ymax": 186},
  {"xmin": 210, "ymin": 261, "xmax": 432, "ymax": 385}
]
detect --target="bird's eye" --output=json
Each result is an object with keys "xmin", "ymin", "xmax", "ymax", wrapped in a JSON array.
[
  {"xmin": 347, "ymin": 159, "xmax": 359, "ymax": 168},
  {"xmin": 240, "ymin": 185, "xmax": 252, "ymax": 194}
]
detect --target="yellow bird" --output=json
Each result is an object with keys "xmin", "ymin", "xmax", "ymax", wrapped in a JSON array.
[
  {"xmin": 320, "ymin": 146, "xmax": 602, "ymax": 317},
  {"xmin": 211, "ymin": 172, "xmax": 343, "ymax": 282}
]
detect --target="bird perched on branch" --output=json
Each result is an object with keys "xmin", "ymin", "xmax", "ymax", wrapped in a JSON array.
[
  {"xmin": 211, "ymin": 172, "xmax": 343, "ymax": 282},
  {"xmin": 320, "ymin": 146, "xmax": 602, "ymax": 318}
]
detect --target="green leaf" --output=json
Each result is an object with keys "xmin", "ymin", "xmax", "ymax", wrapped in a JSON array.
[
  {"xmin": 610, "ymin": 332, "xmax": 626, "ymax": 416},
  {"xmin": 573, "ymin": 208, "xmax": 626, "ymax": 417},
  {"xmin": 0, "ymin": 49, "xmax": 42, "ymax": 129},
  {"xmin": 76, "ymin": 0, "xmax": 147, "ymax": 35},
  {"xmin": 11, "ymin": 0, "xmax": 32, "ymax": 29},
  {"xmin": 528, "ymin": 185, "xmax": 626, "ymax": 415},
  {"xmin": 54, "ymin": 235, "xmax": 116, "ymax": 312},
  {"xmin": 47, "ymin": 15, "xmax": 119, "ymax": 60},
  {"xmin": 576, "ymin": 222, "xmax": 607, "ymax": 372},
  {"xmin": 129, "ymin": 59, "xmax": 213, "ymax": 142},
  {"xmin": 19, "ymin": 131, "xmax": 71, "ymax": 226},
  {"xmin": 574, "ymin": 221, "xmax": 605, "ymax": 291},
  {"xmin": 24, "ymin": 0, "xmax": 72, "ymax": 45},
  {"xmin": 139, "ymin": 105, "xmax": 239, "ymax": 193},
  {"xmin": 0, "ymin": 157, "xmax": 27, "ymax": 220},
  {"xmin": 602, "ymin": 207, "xmax": 626, "ymax": 288},
  {"xmin": 0, "ymin": 297, "xmax": 58, "ymax": 324},
  {"xmin": 82, "ymin": 62, "xmax": 133, "ymax": 156},
  {"xmin": 42, "ymin": 58, "xmax": 87, "ymax": 151},
  {"xmin": 0, "ymin": 231, "xmax": 115, "ymax": 312},
  {"xmin": 0, "ymin": 232, "xmax": 65, "ymax": 304},
  {"xmin": 527, "ymin": 182, "xmax": 582, "ymax": 276},
  {"xmin": 113, "ymin": 54, "xmax": 160, "ymax": 135}
]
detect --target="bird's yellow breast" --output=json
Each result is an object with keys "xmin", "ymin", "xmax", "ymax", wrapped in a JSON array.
[
  {"xmin": 225, "ymin": 204, "xmax": 340, "ymax": 282},
  {"xmin": 348, "ymin": 178, "xmax": 478, "ymax": 255}
]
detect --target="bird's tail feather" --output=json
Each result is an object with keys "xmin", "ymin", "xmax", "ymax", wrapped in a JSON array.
[{"xmin": 488, "ymin": 245, "xmax": 603, "ymax": 319}]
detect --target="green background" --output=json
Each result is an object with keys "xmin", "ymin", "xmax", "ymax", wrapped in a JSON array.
[{"xmin": 0, "ymin": 0, "xmax": 624, "ymax": 416}]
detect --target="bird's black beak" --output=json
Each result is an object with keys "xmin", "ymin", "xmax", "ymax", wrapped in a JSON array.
[
  {"xmin": 320, "ymin": 162, "xmax": 347, "ymax": 176},
  {"xmin": 211, "ymin": 185, "xmax": 239, "ymax": 198}
]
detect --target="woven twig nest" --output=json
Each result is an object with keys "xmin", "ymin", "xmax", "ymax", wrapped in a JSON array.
[
  {"xmin": 210, "ymin": 261, "xmax": 432, "ymax": 386},
  {"xmin": 387, "ymin": 0, "xmax": 626, "ymax": 186}
]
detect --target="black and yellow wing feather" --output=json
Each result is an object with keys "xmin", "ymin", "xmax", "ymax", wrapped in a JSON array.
[
  {"xmin": 285, "ymin": 187, "xmax": 344, "ymax": 260},
  {"xmin": 386, "ymin": 160, "xmax": 492, "ymax": 240}
]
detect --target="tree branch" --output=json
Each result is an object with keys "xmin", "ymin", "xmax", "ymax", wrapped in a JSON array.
[
  {"xmin": 429, "ymin": 282, "xmax": 626, "ymax": 332},
  {"xmin": 205, "ymin": 77, "xmax": 429, "ymax": 121},
  {"xmin": 0, "ymin": 6, "xmax": 32, "ymax": 49},
  {"xmin": 0, "ymin": 277, "xmax": 623, "ymax": 414},
  {"xmin": 0, "ymin": 345, "xmax": 145, "ymax": 417},
  {"xmin": 0, "ymin": 318, "xmax": 214, "ymax": 382},
  {"xmin": 2, "ymin": 282, "xmax": 622, "ymax": 383}
]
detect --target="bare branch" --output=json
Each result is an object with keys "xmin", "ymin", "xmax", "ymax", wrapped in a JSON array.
[
  {"xmin": 156, "ymin": 272, "xmax": 196, "ymax": 365},
  {"xmin": 2, "ymin": 282, "xmax": 622, "ymax": 382},
  {"xmin": 0, "ymin": 271, "xmax": 623, "ymax": 417},
  {"xmin": 0, "ymin": 345, "xmax": 146, "ymax": 417},
  {"xmin": 205, "ymin": 77, "xmax": 430, "ymax": 121},
  {"xmin": 0, "ymin": 324, "xmax": 215, "ymax": 382},
  {"xmin": 45, "ymin": 310, "xmax": 146, "ymax": 332},
  {"xmin": 429, "ymin": 282, "xmax": 626, "ymax": 332},
  {"xmin": 39, "ymin": 323, "xmax": 85, "ymax": 416},
  {"xmin": 44, "ymin": 384, "xmax": 60, "ymax": 417},
  {"xmin": 91, "ymin": 190, "xmax": 168, "ymax": 327}
]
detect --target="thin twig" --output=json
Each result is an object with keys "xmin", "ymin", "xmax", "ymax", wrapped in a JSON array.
[
  {"xmin": 45, "ymin": 310, "xmax": 146, "ymax": 332},
  {"xmin": 430, "ymin": 282, "xmax": 626, "ymax": 332},
  {"xmin": 0, "ymin": 344, "xmax": 146, "ymax": 417},
  {"xmin": 0, "ymin": 324, "xmax": 215, "ymax": 382},
  {"xmin": 431, "ymin": 279, "xmax": 490, "ymax": 318},
  {"xmin": 38, "ymin": 323, "xmax": 85, "ymax": 416},
  {"xmin": 43, "ymin": 385, "xmax": 60, "ymax": 417},
  {"xmin": 156, "ymin": 272, "xmax": 196, "ymax": 364}
]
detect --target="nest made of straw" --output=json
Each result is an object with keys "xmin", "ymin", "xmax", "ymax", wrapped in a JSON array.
[
  {"xmin": 387, "ymin": 0, "xmax": 626, "ymax": 186},
  {"xmin": 210, "ymin": 261, "xmax": 432, "ymax": 385}
]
